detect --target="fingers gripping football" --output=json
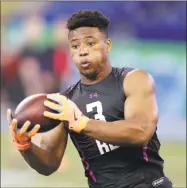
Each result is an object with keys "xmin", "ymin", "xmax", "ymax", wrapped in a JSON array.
[
  {"xmin": 7, "ymin": 109, "xmax": 40, "ymax": 151},
  {"xmin": 43, "ymin": 93, "xmax": 90, "ymax": 133},
  {"xmin": 44, "ymin": 94, "xmax": 70, "ymax": 121}
]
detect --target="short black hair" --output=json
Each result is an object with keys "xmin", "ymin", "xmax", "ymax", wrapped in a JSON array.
[{"xmin": 67, "ymin": 10, "xmax": 110, "ymax": 37}]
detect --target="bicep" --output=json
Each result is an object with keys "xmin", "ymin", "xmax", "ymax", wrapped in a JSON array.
[
  {"xmin": 125, "ymin": 89, "xmax": 158, "ymax": 125},
  {"xmin": 40, "ymin": 122, "xmax": 68, "ymax": 158},
  {"xmin": 124, "ymin": 70, "xmax": 158, "ymax": 128}
]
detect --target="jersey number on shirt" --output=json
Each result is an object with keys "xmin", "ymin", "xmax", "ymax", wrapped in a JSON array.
[{"xmin": 86, "ymin": 101, "xmax": 119, "ymax": 155}]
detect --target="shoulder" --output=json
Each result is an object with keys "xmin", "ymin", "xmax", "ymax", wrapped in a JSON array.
[
  {"xmin": 112, "ymin": 67, "xmax": 134, "ymax": 78},
  {"xmin": 123, "ymin": 69, "xmax": 155, "ymax": 96},
  {"xmin": 60, "ymin": 81, "xmax": 80, "ymax": 99}
]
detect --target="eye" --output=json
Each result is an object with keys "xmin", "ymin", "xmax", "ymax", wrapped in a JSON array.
[
  {"xmin": 72, "ymin": 45, "xmax": 79, "ymax": 49},
  {"xmin": 87, "ymin": 42, "xmax": 95, "ymax": 46}
]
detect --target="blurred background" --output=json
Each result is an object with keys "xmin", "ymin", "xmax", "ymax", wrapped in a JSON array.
[{"xmin": 1, "ymin": 2, "xmax": 186, "ymax": 188}]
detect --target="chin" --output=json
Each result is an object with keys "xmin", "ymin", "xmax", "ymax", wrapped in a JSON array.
[{"xmin": 81, "ymin": 70, "xmax": 98, "ymax": 80}]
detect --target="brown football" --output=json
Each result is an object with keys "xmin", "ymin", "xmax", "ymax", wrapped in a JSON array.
[{"xmin": 13, "ymin": 93, "xmax": 61, "ymax": 133}]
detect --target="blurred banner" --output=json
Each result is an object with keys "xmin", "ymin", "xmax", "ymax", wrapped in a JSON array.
[{"xmin": 1, "ymin": 2, "xmax": 186, "ymax": 188}]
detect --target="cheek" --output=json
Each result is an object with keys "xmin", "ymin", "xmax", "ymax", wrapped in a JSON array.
[
  {"xmin": 71, "ymin": 52, "xmax": 79, "ymax": 64},
  {"xmin": 94, "ymin": 49, "xmax": 106, "ymax": 62},
  {"xmin": 90, "ymin": 47, "xmax": 105, "ymax": 61},
  {"xmin": 90, "ymin": 51, "xmax": 102, "ymax": 60}
]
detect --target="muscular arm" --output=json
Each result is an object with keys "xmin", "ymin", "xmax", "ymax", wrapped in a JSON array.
[
  {"xmin": 20, "ymin": 123, "xmax": 68, "ymax": 175},
  {"xmin": 82, "ymin": 70, "xmax": 158, "ymax": 146}
]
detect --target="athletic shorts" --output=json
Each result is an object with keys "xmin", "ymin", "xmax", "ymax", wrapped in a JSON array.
[
  {"xmin": 88, "ymin": 164, "xmax": 173, "ymax": 188},
  {"xmin": 133, "ymin": 165, "xmax": 173, "ymax": 188}
]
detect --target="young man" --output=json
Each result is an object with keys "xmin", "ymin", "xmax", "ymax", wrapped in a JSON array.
[{"xmin": 7, "ymin": 10, "xmax": 173, "ymax": 188}]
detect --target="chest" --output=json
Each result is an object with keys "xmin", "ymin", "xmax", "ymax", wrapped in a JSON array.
[{"xmin": 71, "ymin": 84, "xmax": 125, "ymax": 122}]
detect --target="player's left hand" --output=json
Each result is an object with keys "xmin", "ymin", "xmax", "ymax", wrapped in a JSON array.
[{"xmin": 43, "ymin": 93, "xmax": 90, "ymax": 133}]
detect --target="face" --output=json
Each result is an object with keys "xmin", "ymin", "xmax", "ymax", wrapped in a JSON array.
[{"xmin": 68, "ymin": 27, "xmax": 111, "ymax": 80}]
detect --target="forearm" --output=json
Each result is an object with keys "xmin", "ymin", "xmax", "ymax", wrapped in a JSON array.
[
  {"xmin": 20, "ymin": 142, "xmax": 59, "ymax": 175},
  {"xmin": 83, "ymin": 119, "xmax": 150, "ymax": 146}
]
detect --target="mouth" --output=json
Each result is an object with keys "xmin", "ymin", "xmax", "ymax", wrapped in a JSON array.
[{"xmin": 80, "ymin": 61, "xmax": 91, "ymax": 68}]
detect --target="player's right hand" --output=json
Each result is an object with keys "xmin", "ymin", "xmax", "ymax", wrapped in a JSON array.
[
  {"xmin": 43, "ymin": 93, "xmax": 90, "ymax": 133},
  {"xmin": 7, "ymin": 109, "xmax": 40, "ymax": 151}
]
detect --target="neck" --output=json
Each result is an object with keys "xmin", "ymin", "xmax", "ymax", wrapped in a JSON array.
[{"xmin": 80, "ymin": 62, "xmax": 112, "ymax": 85}]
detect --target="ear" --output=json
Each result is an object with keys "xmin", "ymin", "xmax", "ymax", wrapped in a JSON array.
[{"xmin": 106, "ymin": 39, "xmax": 112, "ymax": 53}]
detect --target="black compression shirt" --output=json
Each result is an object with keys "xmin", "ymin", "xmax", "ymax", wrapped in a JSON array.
[{"xmin": 61, "ymin": 67, "xmax": 164, "ymax": 188}]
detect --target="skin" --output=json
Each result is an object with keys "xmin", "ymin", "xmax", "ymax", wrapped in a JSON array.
[
  {"xmin": 68, "ymin": 27, "xmax": 112, "ymax": 84},
  {"xmin": 82, "ymin": 69, "xmax": 158, "ymax": 145},
  {"xmin": 20, "ymin": 123, "xmax": 68, "ymax": 175},
  {"xmin": 7, "ymin": 110, "xmax": 68, "ymax": 175},
  {"xmin": 7, "ymin": 26, "xmax": 158, "ymax": 176},
  {"xmin": 6, "ymin": 26, "xmax": 112, "ymax": 175},
  {"xmin": 68, "ymin": 27, "xmax": 158, "ymax": 146}
]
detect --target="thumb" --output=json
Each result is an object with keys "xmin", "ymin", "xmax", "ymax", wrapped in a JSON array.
[
  {"xmin": 74, "ymin": 106, "xmax": 83, "ymax": 120},
  {"xmin": 68, "ymin": 100, "xmax": 82, "ymax": 120}
]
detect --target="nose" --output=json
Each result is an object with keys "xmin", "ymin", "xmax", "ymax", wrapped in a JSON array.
[{"xmin": 79, "ymin": 46, "xmax": 88, "ymax": 57}]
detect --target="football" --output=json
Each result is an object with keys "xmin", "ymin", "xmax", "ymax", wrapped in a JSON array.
[{"xmin": 13, "ymin": 93, "xmax": 61, "ymax": 133}]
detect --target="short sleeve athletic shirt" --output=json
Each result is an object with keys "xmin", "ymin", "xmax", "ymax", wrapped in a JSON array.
[{"xmin": 61, "ymin": 67, "xmax": 164, "ymax": 188}]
